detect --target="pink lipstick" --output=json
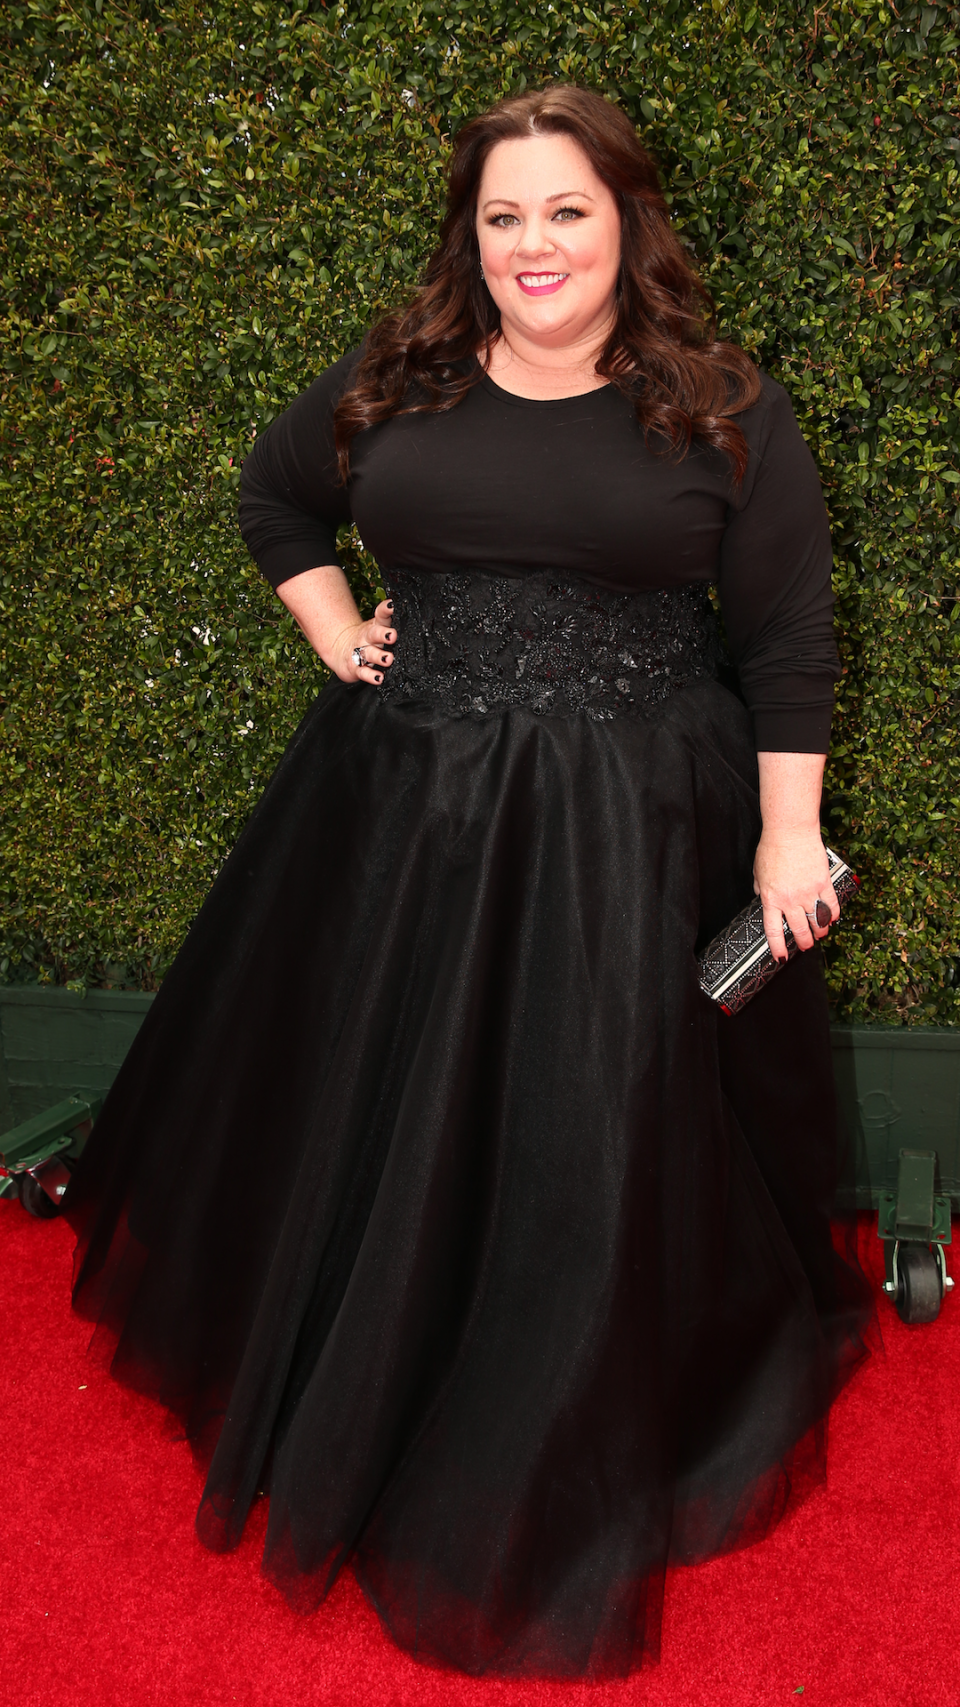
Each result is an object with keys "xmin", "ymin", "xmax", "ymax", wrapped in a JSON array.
[{"xmin": 515, "ymin": 272, "xmax": 570, "ymax": 296}]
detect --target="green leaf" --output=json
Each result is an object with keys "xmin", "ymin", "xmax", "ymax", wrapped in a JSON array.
[{"xmin": 0, "ymin": 0, "xmax": 956, "ymax": 1024}]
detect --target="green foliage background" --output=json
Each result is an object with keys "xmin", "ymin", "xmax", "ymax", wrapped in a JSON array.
[{"xmin": 1, "ymin": 0, "xmax": 958, "ymax": 1019}]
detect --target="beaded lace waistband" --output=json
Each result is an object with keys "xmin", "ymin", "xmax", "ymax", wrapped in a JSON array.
[{"xmin": 378, "ymin": 570, "xmax": 720, "ymax": 721}]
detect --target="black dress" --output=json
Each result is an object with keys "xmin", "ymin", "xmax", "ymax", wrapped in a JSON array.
[{"xmin": 64, "ymin": 358, "xmax": 871, "ymax": 1680}]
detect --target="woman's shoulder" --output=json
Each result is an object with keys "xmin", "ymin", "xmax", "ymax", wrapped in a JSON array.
[
  {"xmin": 724, "ymin": 367, "xmax": 825, "ymax": 514},
  {"xmin": 266, "ymin": 346, "xmax": 364, "ymax": 444},
  {"xmin": 306, "ymin": 344, "xmax": 364, "ymax": 398},
  {"xmin": 732, "ymin": 367, "xmax": 809, "ymax": 461},
  {"xmin": 740, "ymin": 367, "xmax": 802, "ymax": 422}
]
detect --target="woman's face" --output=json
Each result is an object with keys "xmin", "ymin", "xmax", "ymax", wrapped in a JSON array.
[{"xmin": 476, "ymin": 132, "xmax": 621, "ymax": 351}]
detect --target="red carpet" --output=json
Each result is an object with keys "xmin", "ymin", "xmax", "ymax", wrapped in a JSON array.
[{"xmin": 3, "ymin": 1201, "xmax": 958, "ymax": 1707}]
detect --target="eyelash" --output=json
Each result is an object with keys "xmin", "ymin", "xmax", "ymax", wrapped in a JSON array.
[{"xmin": 487, "ymin": 205, "xmax": 586, "ymax": 227}]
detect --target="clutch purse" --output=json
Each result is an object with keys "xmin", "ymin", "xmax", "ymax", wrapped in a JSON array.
[{"xmin": 697, "ymin": 846, "xmax": 860, "ymax": 1016}]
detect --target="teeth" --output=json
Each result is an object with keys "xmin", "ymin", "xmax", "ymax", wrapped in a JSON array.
[{"xmin": 518, "ymin": 273, "xmax": 567, "ymax": 286}]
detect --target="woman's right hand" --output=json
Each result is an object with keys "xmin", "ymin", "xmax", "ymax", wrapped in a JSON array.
[
  {"xmin": 329, "ymin": 599, "xmax": 397, "ymax": 685},
  {"xmin": 276, "ymin": 569, "xmax": 397, "ymax": 684}
]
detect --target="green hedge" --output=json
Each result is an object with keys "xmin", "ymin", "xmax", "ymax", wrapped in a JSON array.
[{"xmin": 1, "ymin": 0, "xmax": 958, "ymax": 1021}]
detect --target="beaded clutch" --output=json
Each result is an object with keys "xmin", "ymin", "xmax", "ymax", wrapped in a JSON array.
[{"xmin": 697, "ymin": 847, "xmax": 861, "ymax": 1016}]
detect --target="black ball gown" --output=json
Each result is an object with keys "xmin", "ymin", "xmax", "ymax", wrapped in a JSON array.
[{"xmin": 64, "ymin": 358, "xmax": 871, "ymax": 1680}]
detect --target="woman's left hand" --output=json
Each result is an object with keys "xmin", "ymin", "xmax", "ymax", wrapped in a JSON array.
[{"xmin": 753, "ymin": 827, "xmax": 839, "ymax": 963}]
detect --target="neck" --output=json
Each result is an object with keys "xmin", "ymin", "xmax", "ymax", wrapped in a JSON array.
[{"xmin": 483, "ymin": 312, "xmax": 616, "ymax": 400}]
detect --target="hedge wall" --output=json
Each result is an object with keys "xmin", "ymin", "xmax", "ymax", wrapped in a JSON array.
[{"xmin": 1, "ymin": 0, "xmax": 958, "ymax": 1021}]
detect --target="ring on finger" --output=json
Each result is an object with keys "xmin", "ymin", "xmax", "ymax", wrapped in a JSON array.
[
  {"xmin": 803, "ymin": 898, "xmax": 832, "ymax": 929},
  {"xmin": 351, "ymin": 645, "xmax": 365, "ymax": 669}
]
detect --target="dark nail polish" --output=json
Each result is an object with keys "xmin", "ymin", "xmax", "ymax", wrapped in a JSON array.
[
  {"xmin": 386, "ymin": 601, "xmax": 394, "ymax": 609},
  {"xmin": 375, "ymin": 674, "xmax": 383, "ymax": 683},
  {"xmin": 381, "ymin": 655, "xmax": 387, "ymax": 663}
]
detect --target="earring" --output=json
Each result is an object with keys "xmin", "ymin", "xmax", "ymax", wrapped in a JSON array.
[{"xmin": 479, "ymin": 261, "xmax": 485, "ymax": 281}]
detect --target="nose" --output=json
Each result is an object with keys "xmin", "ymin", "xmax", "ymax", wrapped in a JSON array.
[{"xmin": 514, "ymin": 217, "xmax": 556, "ymax": 260}]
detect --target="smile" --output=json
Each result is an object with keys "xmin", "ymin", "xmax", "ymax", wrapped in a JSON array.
[{"xmin": 516, "ymin": 272, "xmax": 569, "ymax": 296}]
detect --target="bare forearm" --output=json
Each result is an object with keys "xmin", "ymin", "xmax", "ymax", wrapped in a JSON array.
[
  {"xmin": 276, "ymin": 564, "xmax": 363, "ymax": 666},
  {"xmin": 757, "ymin": 751, "xmax": 825, "ymax": 837},
  {"xmin": 276, "ymin": 565, "xmax": 395, "ymax": 684}
]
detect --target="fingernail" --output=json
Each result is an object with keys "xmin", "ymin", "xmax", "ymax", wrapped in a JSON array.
[
  {"xmin": 381, "ymin": 655, "xmax": 388, "ymax": 663},
  {"xmin": 386, "ymin": 601, "xmax": 394, "ymax": 609},
  {"xmin": 375, "ymin": 674, "xmax": 383, "ymax": 683}
]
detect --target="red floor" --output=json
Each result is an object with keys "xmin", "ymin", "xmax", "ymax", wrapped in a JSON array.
[{"xmin": 2, "ymin": 1200, "xmax": 958, "ymax": 1707}]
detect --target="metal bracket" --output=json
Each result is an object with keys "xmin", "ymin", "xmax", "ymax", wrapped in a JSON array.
[
  {"xmin": 879, "ymin": 1148, "xmax": 954, "ymax": 1296},
  {"xmin": 0, "ymin": 1095, "xmax": 101, "ymax": 1177}
]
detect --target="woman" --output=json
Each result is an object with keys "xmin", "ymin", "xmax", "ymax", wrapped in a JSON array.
[{"xmin": 65, "ymin": 85, "xmax": 870, "ymax": 1679}]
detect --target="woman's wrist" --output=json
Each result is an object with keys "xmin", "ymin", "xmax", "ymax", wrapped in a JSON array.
[
  {"xmin": 753, "ymin": 752, "xmax": 835, "ymax": 960},
  {"xmin": 276, "ymin": 565, "xmax": 360, "ymax": 660},
  {"xmin": 756, "ymin": 750, "xmax": 826, "ymax": 832},
  {"xmin": 276, "ymin": 566, "xmax": 397, "ymax": 685}
]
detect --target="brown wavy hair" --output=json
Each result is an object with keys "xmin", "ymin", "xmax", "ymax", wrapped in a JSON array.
[{"xmin": 333, "ymin": 84, "xmax": 761, "ymax": 481}]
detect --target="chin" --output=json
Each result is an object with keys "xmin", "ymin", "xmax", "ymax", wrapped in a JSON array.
[{"xmin": 518, "ymin": 309, "xmax": 582, "ymax": 338}]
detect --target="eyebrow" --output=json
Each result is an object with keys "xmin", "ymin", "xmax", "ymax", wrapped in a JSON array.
[{"xmin": 480, "ymin": 191, "xmax": 597, "ymax": 210}]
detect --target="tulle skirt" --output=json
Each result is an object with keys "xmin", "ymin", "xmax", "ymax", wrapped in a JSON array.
[{"xmin": 64, "ymin": 669, "xmax": 870, "ymax": 1679}]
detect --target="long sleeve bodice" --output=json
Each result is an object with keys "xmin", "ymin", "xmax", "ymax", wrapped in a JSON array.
[{"xmin": 239, "ymin": 351, "xmax": 839, "ymax": 751}]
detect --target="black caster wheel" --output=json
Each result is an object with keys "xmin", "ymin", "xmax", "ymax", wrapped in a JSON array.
[
  {"xmin": 895, "ymin": 1245, "xmax": 942, "ymax": 1325},
  {"xmin": 16, "ymin": 1173, "xmax": 61, "ymax": 1220}
]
